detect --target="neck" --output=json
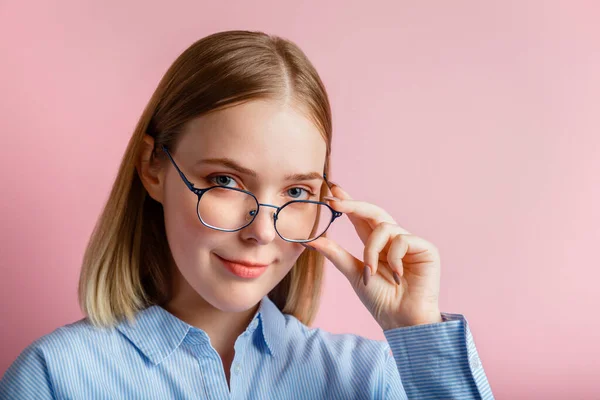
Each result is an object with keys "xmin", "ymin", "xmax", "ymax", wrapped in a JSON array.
[{"xmin": 164, "ymin": 270, "xmax": 261, "ymax": 359}]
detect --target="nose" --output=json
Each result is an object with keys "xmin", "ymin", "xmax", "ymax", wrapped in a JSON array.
[{"xmin": 241, "ymin": 203, "xmax": 278, "ymax": 244}]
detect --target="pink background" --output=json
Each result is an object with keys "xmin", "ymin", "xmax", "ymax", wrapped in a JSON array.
[{"xmin": 1, "ymin": 1, "xmax": 598, "ymax": 398}]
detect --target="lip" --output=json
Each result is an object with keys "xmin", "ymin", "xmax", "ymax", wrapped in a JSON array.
[{"xmin": 215, "ymin": 254, "xmax": 270, "ymax": 279}]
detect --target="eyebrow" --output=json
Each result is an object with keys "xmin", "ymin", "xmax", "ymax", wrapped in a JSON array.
[{"xmin": 196, "ymin": 158, "xmax": 324, "ymax": 182}]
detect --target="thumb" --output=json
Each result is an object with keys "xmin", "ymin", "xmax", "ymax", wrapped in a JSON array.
[{"xmin": 304, "ymin": 236, "xmax": 364, "ymax": 283}]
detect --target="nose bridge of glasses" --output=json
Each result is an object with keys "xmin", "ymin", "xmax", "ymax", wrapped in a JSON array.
[
  {"xmin": 258, "ymin": 203, "xmax": 279, "ymax": 209},
  {"xmin": 256, "ymin": 203, "xmax": 278, "ymax": 220}
]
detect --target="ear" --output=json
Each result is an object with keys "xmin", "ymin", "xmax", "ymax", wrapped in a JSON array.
[{"xmin": 137, "ymin": 134, "xmax": 166, "ymax": 204}]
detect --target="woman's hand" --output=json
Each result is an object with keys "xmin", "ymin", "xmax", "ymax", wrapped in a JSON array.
[{"xmin": 303, "ymin": 184, "xmax": 443, "ymax": 331}]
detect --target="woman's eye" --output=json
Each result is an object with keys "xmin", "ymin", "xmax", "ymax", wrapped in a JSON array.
[
  {"xmin": 208, "ymin": 176, "xmax": 313, "ymax": 199},
  {"xmin": 287, "ymin": 187, "xmax": 314, "ymax": 199},
  {"xmin": 210, "ymin": 175, "xmax": 237, "ymax": 188}
]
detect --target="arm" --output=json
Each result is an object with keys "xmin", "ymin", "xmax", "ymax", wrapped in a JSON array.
[
  {"xmin": 303, "ymin": 186, "xmax": 493, "ymax": 398},
  {"xmin": 383, "ymin": 313, "xmax": 494, "ymax": 400}
]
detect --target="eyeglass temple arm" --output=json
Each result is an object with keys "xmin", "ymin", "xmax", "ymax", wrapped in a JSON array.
[
  {"xmin": 323, "ymin": 172, "xmax": 343, "ymax": 219},
  {"xmin": 160, "ymin": 145, "xmax": 196, "ymax": 192},
  {"xmin": 323, "ymin": 172, "xmax": 334, "ymax": 190}
]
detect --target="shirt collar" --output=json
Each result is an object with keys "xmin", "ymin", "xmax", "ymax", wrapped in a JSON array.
[{"xmin": 114, "ymin": 295, "xmax": 285, "ymax": 365}]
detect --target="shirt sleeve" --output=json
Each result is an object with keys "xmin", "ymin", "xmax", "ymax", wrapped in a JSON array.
[
  {"xmin": 382, "ymin": 312, "xmax": 495, "ymax": 400},
  {"xmin": 0, "ymin": 341, "xmax": 55, "ymax": 400}
]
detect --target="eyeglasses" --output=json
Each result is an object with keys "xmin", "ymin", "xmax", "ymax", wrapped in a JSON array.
[{"xmin": 160, "ymin": 145, "xmax": 343, "ymax": 243}]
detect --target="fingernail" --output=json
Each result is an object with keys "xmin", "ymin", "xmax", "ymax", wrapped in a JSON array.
[
  {"xmin": 363, "ymin": 265, "xmax": 371, "ymax": 286},
  {"xmin": 393, "ymin": 271, "xmax": 401, "ymax": 285},
  {"xmin": 323, "ymin": 196, "xmax": 342, "ymax": 202}
]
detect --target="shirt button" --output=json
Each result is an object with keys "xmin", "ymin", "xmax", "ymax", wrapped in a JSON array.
[
  {"xmin": 470, "ymin": 355, "xmax": 482, "ymax": 370},
  {"xmin": 233, "ymin": 363, "xmax": 242, "ymax": 375}
]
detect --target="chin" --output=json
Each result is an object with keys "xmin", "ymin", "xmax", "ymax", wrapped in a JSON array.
[{"xmin": 201, "ymin": 284, "xmax": 267, "ymax": 313}]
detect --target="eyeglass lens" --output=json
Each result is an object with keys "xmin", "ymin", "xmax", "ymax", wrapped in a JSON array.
[{"xmin": 197, "ymin": 187, "xmax": 333, "ymax": 241}]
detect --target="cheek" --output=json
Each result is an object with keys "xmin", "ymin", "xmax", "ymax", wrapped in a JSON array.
[
  {"xmin": 164, "ymin": 192, "xmax": 197, "ymax": 234},
  {"xmin": 275, "ymin": 246, "xmax": 306, "ymax": 275},
  {"xmin": 162, "ymin": 187, "xmax": 215, "ymax": 252}
]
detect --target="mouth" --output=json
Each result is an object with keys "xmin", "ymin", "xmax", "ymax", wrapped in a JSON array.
[{"xmin": 214, "ymin": 254, "xmax": 271, "ymax": 279}]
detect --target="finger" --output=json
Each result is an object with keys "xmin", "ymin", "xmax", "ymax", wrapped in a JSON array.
[
  {"xmin": 387, "ymin": 234, "xmax": 409, "ymax": 278},
  {"xmin": 323, "ymin": 184, "xmax": 375, "ymax": 244},
  {"xmin": 322, "ymin": 198, "xmax": 373, "ymax": 245},
  {"xmin": 332, "ymin": 185, "xmax": 410, "ymax": 232},
  {"xmin": 330, "ymin": 183, "xmax": 352, "ymax": 200},
  {"xmin": 363, "ymin": 222, "xmax": 407, "ymax": 277},
  {"xmin": 327, "ymin": 185, "xmax": 376, "ymax": 244},
  {"xmin": 326, "ymin": 184, "xmax": 411, "ymax": 243},
  {"xmin": 304, "ymin": 236, "xmax": 363, "ymax": 284},
  {"xmin": 387, "ymin": 234, "xmax": 439, "ymax": 274},
  {"xmin": 326, "ymin": 198, "xmax": 397, "ymax": 230}
]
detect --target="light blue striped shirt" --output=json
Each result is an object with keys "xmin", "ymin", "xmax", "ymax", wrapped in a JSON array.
[{"xmin": 1, "ymin": 295, "xmax": 494, "ymax": 399}]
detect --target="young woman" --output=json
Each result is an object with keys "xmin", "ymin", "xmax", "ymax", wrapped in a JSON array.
[{"xmin": 0, "ymin": 30, "xmax": 494, "ymax": 399}]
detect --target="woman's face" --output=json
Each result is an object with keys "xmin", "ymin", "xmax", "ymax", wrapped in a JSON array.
[{"xmin": 162, "ymin": 99, "xmax": 327, "ymax": 312}]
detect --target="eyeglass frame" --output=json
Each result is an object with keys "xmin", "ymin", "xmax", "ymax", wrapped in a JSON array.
[{"xmin": 159, "ymin": 145, "xmax": 343, "ymax": 243}]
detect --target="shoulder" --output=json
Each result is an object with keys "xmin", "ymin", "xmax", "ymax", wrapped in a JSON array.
[
  {"xmin": 4, "ymin": 317, "xmax": 120, "ymax": 371},
  {"xmin": 0, "ymin": 317, "xmax": 114, "ymax": 399},
  {"xmin": 23, "ymin": 317, "xmax": 118, "ymax": 361}
]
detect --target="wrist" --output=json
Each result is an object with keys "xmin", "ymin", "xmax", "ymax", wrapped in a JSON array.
[{"xmin": 381, "ymin": 310, "xmax": 443, "ymax": 330}]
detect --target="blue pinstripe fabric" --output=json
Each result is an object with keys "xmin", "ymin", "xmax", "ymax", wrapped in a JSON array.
[{"xmin": 1, "ymin": 296, "xmax": 494, "ymax": 399}]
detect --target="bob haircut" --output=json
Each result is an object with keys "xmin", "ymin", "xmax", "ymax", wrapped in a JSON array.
[{"xmin": 78, "ymin": 30, "xmax": 333, "ymax": 328}]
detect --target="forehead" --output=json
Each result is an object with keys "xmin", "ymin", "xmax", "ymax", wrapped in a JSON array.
[{"xmin": 178, "ymin": 99, "xmax": 327, "ymax": 175}]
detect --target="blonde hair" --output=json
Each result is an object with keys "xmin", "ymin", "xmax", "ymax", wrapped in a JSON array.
[{"xmin": 78, "ymin": 30, "xmax": 333, "ymax": 328}]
